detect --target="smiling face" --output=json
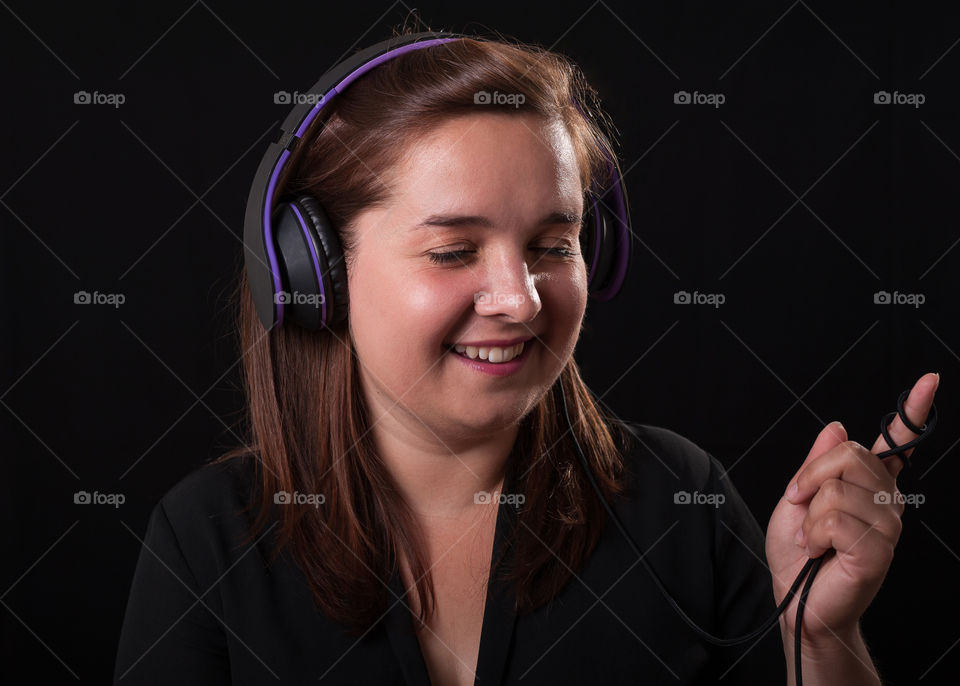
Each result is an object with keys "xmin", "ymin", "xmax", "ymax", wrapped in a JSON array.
[{"xmin": 346, "ymin": 111, "xmax": 588, "ymax": 440}]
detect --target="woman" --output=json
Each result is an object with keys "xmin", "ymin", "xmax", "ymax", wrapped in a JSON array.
[{"xmin": 114, "ymin": 28, "xmax": 939, "ymax": 685}]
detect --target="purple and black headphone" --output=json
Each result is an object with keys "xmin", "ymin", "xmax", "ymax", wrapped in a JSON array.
[{"xmin": 242, "ymin": 30, "xmax": 632, "ymax": 331}]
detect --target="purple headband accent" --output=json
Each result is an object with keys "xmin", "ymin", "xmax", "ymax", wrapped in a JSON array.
[
  {"xmin": 266, "ymin": 37, "xmax": 461, "ymax": 325},
  {"xmin": 264, "ymin": 148, "xmax": 291, "ymax": 326},
  {"xmin": 569, "ymin": 99, "xmax": 629, "ymax": 299},
  {"xmin": 294, "ymin": 38, "xmax": 460, "ymax": 138},
  {"xmin": 593, "ymin": 155, "xmax": 629, "ymax": 301},
  {"xmin": 289, "ymin": 202, "xmax": 328, "ymax": 324},
  {"xmin": 587, "ymin": 193, "xmax": 600, "ymax": 284}
]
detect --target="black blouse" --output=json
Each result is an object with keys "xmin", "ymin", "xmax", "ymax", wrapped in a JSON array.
[{"xmin": 114, "ymin": 421, "xmax": 785, "ymax": 684}]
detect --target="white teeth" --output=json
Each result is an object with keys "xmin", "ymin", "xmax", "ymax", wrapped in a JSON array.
[{"xmin": 453, "ymin": 341, "xmax": 525, "ymax": 363}]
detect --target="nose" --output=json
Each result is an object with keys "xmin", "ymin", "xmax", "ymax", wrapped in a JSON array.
[{"xmin": 473, "ymin": 251, "xmax": 542, "ymax": 323}]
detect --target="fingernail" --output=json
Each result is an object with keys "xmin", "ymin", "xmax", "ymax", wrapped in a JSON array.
[
  {"xmin": 787, "ymin": 482, "xmax": 799, "ymax": 500},
  {"xmin": 795, "ymin": 528, "xmax": 804, "ymax": 546},
  {"xmin": 933, "ymin": 372, "xmax": 940, "ymax": 390}
]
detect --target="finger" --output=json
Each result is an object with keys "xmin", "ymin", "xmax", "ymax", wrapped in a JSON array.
[
  {"xmin": 802, "ymin": 420, "xmax": 848, "ymax": 469},
  {"xmin": 787, "ymin": 441, "xmax": 894, "ymax": 504},
  {"xmin": 798, "ymin": 478, "xmax": 903, "ymax": 549},
  {"xmin": 803, "ymin": 509, "xmax": 896, "ymax": 570},
  {"xmin": 784, "ymin": 421, "xmax": 848, "ymax": 499},
  {"xmin": 871, "ymin": 372, "xmax": 940, "ymax": 480}
]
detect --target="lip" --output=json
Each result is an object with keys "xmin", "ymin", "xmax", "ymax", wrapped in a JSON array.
[
  {"xmin": 448, "ymin": 339, "xmax": 533, "ymax": 377},
  {"xmin": 443, "ymin": 336, "xmax": 533, "ymax": 349}
]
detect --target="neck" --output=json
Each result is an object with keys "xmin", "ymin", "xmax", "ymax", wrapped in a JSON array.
[{"xmin": 370, "ymin": 415, "xmax": 519, "ymax": 523}]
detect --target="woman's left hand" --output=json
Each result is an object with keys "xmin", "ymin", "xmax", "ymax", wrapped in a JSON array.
[{"xmin": 764, "ymin": 372, "xmax": 940, "ymax": 644}]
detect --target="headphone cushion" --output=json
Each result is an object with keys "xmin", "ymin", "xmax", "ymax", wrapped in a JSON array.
[
  {"xmin": 590, "ymin": 202, "xmax": 617, "ymax": 295},
  {"xmin": 292, "ymin": 194, "xmax": 350, "ymax": 326}
]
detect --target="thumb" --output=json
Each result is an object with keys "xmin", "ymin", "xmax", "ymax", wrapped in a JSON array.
[{"xmin": 789, "ymin": 420, "xmax": 848, "ymax": 484}]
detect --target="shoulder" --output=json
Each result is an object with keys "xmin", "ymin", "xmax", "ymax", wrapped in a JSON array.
[
  {"xmin": 604, "ymin": 418, "xmax": 763, "ymax": 548},
  {"xmin": 609, "ymin": 418, "xmax": 716, "ymax": 493},
  {"xmin": 158, "ymin": 453, "xmax": 259, "ymax": 525},
  {"xmin": 605, "ymin": 418, "xmax": 767, "ymax": 564},
  {"xmin": 143, "ymin": 454, "xmax": 266, "ymax": 584}
]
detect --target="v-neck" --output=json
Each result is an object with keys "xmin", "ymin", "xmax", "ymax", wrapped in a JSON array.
[{"xmin": 383, "ymin": 462, "xmax": 520, "ymax": 685}]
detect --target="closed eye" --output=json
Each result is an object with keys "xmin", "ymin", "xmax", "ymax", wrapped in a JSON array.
[{"xmin": 427, "ymin": 247, "xmax": 577, "ymax": 265}]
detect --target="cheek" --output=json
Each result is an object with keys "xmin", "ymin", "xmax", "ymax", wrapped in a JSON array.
[
  {"xmin": 404, "ymin": 278, "xmax": 457, "ymax": 316},
  {"xmin": 351, "ymin": 265, "xmax": 455, "ymax": 356},
  {"xmin": 545, "ymin": 262, "xmax": 588, "ymax": 322},
  {"xmin": 542, "ymin": 264, "xmax": 588, "ymax": 355}
]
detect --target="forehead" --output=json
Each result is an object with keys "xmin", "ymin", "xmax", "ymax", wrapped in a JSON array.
[{"xmin": 388, "ymin": 112, "xmax": 582, "ymax": 207}]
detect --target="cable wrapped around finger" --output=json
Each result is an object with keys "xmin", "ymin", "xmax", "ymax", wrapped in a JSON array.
[{"xmin": 875, "ymin": 389, "xmax": 938, "ymax": 468}]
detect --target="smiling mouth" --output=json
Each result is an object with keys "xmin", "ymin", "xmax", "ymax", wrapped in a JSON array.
[{"xmin": 444, "ymin": 339, "xmax": 530, "ymax": 363}]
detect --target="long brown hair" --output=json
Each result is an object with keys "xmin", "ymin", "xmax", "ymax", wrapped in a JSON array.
[{"xmin": 216, "ymin": 26, "xmax": 636, "ymax": 636}]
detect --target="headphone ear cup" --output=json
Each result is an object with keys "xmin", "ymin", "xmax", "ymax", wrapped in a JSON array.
[
  {"xmin": 581, "ymin": 199, "xmax": 598, "ymax": 285},
  {"xmin": 582, "ymin": 190, "xmax": 616, "ymax": 296},
  {"xmin": 270, "ymin": 194, "xmax": 349, "ymax": 330},
  {"xmin": 582, "ymin": 166, "xmax": 631, "ymax": 302},
  {"xmin": 292, "ymin": 195, "xmax": 349, "ymax": 326},
  {"xmin": 588, "ymin": 199, "xmax": 618, "ymax": 298}
]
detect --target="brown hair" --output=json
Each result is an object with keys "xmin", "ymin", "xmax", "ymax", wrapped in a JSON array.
[{"xmin": 215, "ymin": 26, "xmax": 635, "ymax": 636}]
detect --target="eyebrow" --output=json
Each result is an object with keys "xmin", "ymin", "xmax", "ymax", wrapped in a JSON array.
[{"xmin": 414, "ymin": 209, "xmax": 582, "ymax": 230}]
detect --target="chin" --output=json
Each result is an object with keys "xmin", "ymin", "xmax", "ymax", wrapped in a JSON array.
[{"xmin": 447, "ymin": 393, "xmax": 540, "ymax": 432}]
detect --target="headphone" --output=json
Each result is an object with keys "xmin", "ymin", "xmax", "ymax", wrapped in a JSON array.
[{"xmin": 242, "ymin": 30, "xmax": 632, "ymax": 332}]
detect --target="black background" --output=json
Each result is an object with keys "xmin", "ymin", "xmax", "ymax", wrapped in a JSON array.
[{"xmin": 2, "ymin": 1, "xmax": 958, "ymax": 683}]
